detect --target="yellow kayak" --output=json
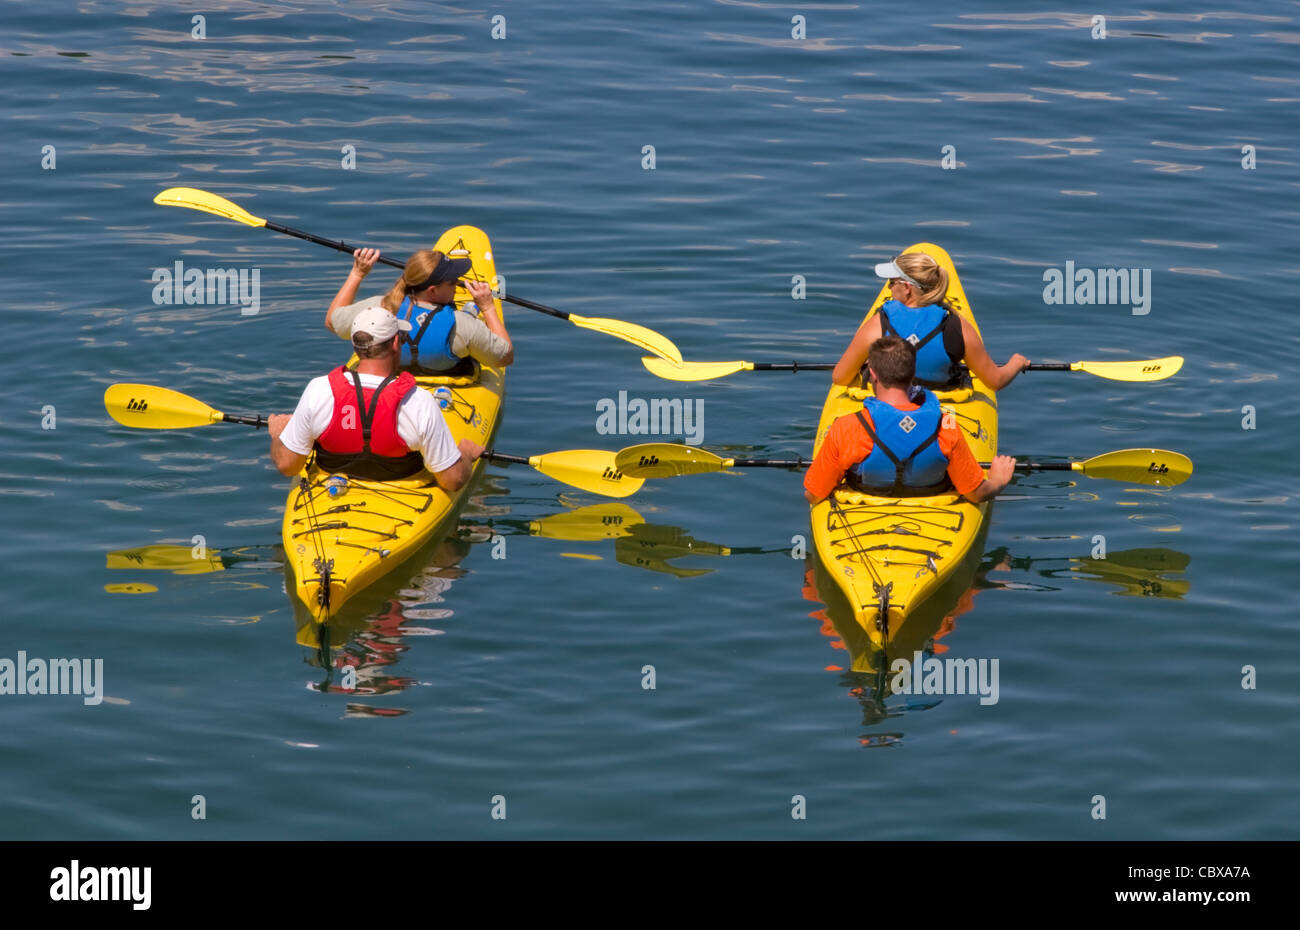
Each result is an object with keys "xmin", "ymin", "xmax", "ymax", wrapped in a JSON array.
[
  {"xmin": 282, "ymin": 225, "xmax": 505, "ymax": 623},
  {"xmin": 810, "ymin": 243, "xmax": 997, "ymax": 649}
]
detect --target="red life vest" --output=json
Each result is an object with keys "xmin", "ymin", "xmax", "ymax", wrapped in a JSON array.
[{"xmin": 312, "ymin": 366, "xmax": 425, "ymax": 479}]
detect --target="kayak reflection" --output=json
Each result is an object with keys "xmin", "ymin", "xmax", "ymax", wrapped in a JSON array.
[
  {"xmin": 294, "ymin": 531, "xmax": 478, "ymax": 701},
  {"xmin": 804, "ymin": 534, "xmax": 1189, "ymax": 744}
]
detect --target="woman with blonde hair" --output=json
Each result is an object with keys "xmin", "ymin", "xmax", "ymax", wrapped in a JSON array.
[
  {"xmin": 324, "ymin": 247, "xmax": 513, "ymax": 372},
  {"xmin": 831, "ymin": 252, "xmax": 1026, "ymax": 390}
]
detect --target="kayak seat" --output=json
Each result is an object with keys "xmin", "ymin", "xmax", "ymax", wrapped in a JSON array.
[
  {"xmin": 343, "ymin": 355, "xmax": 481, "ymax": 386},
  {"xmin": 410, "ymin": 356, "xmax": 481, "ymax": 386},
  {"xmin": 846, "ymin": 384, "xmax": 975, "ymax": 405}
]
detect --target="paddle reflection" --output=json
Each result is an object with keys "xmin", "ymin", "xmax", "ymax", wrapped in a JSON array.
[{"xmin": 482, "ymin": 501, "xmax": 773, "ymax": 578}]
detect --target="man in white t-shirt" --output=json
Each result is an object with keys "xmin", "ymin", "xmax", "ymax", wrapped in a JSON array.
[{"xmin": 268, "ymin": 307, "xmax": 484, "ymax": 490}]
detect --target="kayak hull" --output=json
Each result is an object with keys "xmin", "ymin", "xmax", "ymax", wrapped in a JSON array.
[
  {"xmin": 282, "ymin": 225, "xmax": 506, "ymax": 622},
  {"xmin": 810, "ymin": 243, "xmax": 997, "ymax": 649}
]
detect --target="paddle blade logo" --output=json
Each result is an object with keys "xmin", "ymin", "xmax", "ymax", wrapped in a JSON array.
[
  {"xmin": 637, "ymin": 454, "xmax": 659, "ymax": 468},
  {"xmin": 601, "ymin": 466, "xmax": 626, "ymax": 482},
  {"xmin": 1143, "ymin": 364, "xmax": 1162, "ymax": 373},
  {"xmin": 126, "ymin": 398, "xmax": 148, "ymax": 413},
  {"xmin": 1147, "ymin": 461, "xmax": 1169, "ymax": 475}
]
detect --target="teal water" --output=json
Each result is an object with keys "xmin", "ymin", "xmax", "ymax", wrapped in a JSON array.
[{"xmin": 2, "ymin": 1, "xmax": 1297, "ymax": 839}]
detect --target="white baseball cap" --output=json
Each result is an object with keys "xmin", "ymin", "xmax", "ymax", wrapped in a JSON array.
[
  {"xmin": 350, "ymin": 306, "xmax": 412, "ymax": 342},
  {"xmin": 874, "ymin": 258, "xmax": 925, "ymax": 291}
]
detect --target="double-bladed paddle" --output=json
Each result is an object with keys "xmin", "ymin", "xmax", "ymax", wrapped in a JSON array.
[
  {"xmin": 103, "ymin": 384, "xmax": 643, "ymax": 498},
  {"xmin": 611, "ymin": 442, "xmax": 1193, "ymax": 487},
  {"xmin": 639, "ymin": 355, "xmax": 1184, "ymax": 383},
  {"xmin": 152, "ymin": 187, "xmax": 682, "ymax": 365}
]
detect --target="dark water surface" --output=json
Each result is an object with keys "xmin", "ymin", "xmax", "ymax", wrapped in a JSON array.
[{"xmin": 1, "ymin": 1, "xmax": 1297, "ymax": 839}]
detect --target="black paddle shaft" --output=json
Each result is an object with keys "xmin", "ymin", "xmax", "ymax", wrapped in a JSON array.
[
  {"xmin": 262, "ymin": 221, "xmax": 570, "ymax": 320},
  {"xmin": 730, "ymin": 457, "xmax": 808, "ymax": 469},
  {"xmin": 753, "ymin": 363, "xmax": 834, "ymax": 372},
  {"xmin": 222, "ymin": 413, "xmax": 267, "ymax": 429}
]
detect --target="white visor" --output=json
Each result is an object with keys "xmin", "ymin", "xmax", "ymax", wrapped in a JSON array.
[{"xmin": 874, "ymin": 260, "xmax": 925, "ymax": 291}]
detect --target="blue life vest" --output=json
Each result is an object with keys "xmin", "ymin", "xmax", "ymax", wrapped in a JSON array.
[
  {"xmin": 398, "ymin": 297, "xmax": 460, "ymax": 371},
  {"xmin": 878, "ymin": 300, "xmax": 960, "ymax": 387},
  {"xmin": 850, "ymin": 389, "xmax": 951, "ymax": 493}
]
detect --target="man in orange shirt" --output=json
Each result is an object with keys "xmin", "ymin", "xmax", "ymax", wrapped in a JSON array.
[{"xmin": 804, "ymin": 335, "xmax": 1016, "ymax": 505}]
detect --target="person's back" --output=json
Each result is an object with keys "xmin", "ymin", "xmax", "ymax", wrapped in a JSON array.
[
  {"xmin": 831, "ymin": 252, "xmax": 1029, "ymax": 391},
  {"xmin": 269, "ymin": 307, "xmax": 483, "ymax": 491},
  {"xmin": 806, "ymin": 335, "xmax": 1015, "ymax": 506},
  {"xmin": 325, "ymin": 248, "xmax": 513, "ymax": 373}
]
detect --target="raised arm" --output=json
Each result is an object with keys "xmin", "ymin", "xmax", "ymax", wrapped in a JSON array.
[
  {"xmin": 325, "ymin": 247, "xmax": 381, "ymax": 333},
  {"xmin": 464, "ymin": 280, "xmax": 513, "ymax": 367}
]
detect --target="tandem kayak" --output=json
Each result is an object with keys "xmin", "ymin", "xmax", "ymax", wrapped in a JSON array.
[
  {"xmin": 809, "ymin": 243, "xmax": 997, "ymax": 649},
  {"xmin": 281, "ymin": 225, "xmax": 506, "ymax": 623}
]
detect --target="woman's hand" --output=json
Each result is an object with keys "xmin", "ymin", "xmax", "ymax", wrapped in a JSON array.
[
  {"xmin": 464, "ymin": 279, "xmax": 496, "ymax": 313},
  {"xmin": 351, "ymin": 247, "xmax": 380, "ymax": 279}
]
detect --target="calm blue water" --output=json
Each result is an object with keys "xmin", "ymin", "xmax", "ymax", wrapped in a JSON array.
[{"xmin": 2, "ymin": 0, "xmax": 1297, "ymax": 839}]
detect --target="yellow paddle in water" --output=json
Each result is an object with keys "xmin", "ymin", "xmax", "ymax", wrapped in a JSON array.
[
  {"xmin": 103, "ymin": 384, "xmax": 644, "ymax": 499},
  {"xmin": 152, "ymin": 187, "xmax": 683, "ymax": 365},
  {"xmin": 613, "ymin": 442, "xmax": 1193, "ymax": 487},
  {"xmin": 640, "ymin": 355, "xmax": 1184, "ymax": 383}
]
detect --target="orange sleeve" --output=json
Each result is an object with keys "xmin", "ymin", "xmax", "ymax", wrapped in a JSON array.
[
  {"xmin": 805, "ymin": 414, "xmax": 873, "ymax": 501},
  {"xmin": 938, "ymin": 413, "xmax": 985, "ymax": 497}
]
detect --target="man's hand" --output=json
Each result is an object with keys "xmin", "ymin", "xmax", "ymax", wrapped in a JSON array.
[
  {"xmin": 963, "ymin": 454, "xmax": 1017, "ymax": 503},
  {"xmin": 987, "ymin": 454, "xmax": 1016, "ymax": 488},
  {"xmin": 268, "ymin": 413, "xmax": 292, "ymax": 442},
  {"xmin": 458, "ymin": 438, "xmax": 485, "ymax": 462},
  {"xmin": 268, "ymin": 414, "xmax": 308, "ymax": 476}
]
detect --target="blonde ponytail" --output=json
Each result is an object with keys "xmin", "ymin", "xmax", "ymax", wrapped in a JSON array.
[
  {"xmin": 380, "ymin": 250, "xmax": 445, "ymax": 313},
  {"xmin": 895, "ymin": 253, "xmax": 952, "ymax": 310}
]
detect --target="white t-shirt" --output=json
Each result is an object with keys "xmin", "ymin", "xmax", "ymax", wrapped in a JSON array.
[{"xmin": 280, "ymin": 371, "xmax": 461, "ymax": 474}]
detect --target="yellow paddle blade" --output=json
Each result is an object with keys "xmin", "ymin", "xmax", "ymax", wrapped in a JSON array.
[
  {"xmin": 153, "ymin": 187, "xmax": 268, "ymax": 227},
  {"xmin": 1076, "ymin": 449, "xmax": 1192, "ymax": 486},
  {"xmin": 641, "ymin": 356, "xmax": 751, "ymax": 382},
  {"xmin": 107, "ymin": 545, "xmax": 226, "ymax": 575},
  {"xmin": 568, "ymin": 313, "xmax": 683, "ymax": 365},
  {"xmin": 615, "ymin": 443, "xmax": 731, "ymax": 478},
  {"xmin": 528, "ymin": 450, "xmax": 645, "ymax": 498},
  {"xmin": 528, "ymin": 503, "xmax": 646, "ymax": 541},
  {"xmin": 104, "ymin": 384, "xmax": 223, "ymax": 429},
  {"xmin": 1072, "ymin": 356, "xmax": 1184, "ymax": 382}
]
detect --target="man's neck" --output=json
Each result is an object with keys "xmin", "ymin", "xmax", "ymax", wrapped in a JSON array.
[
  {"xmin": 355, "ymin": 358, "xmax": 398, "ymax": 378},
  {"xmin": 873, "ymin": 383, "xmax": 913, "ymax": 407}
]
